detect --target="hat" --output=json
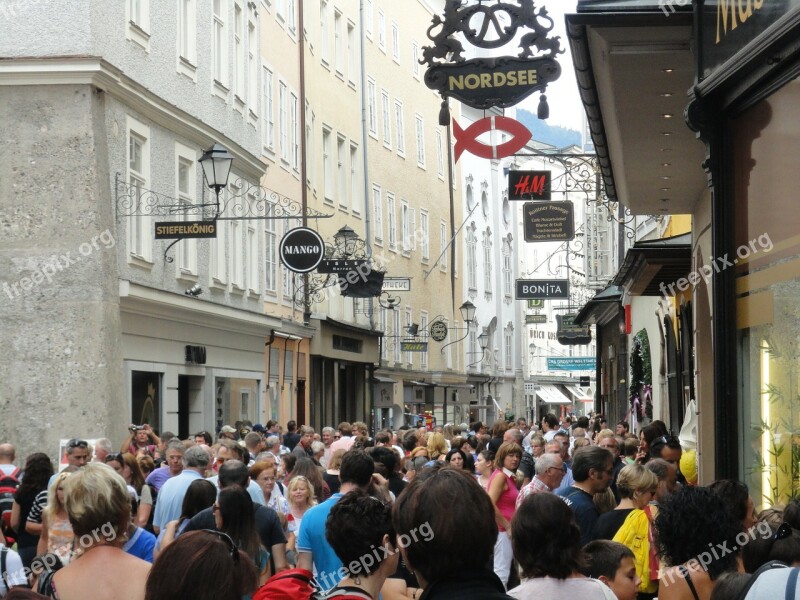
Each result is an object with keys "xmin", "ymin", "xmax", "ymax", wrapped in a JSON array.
[
  {"xmin": 220, "ymin": 425, "xmax": 236, "ymax": 434},
  {"xmin": 253, "ymin": 424, "xmax": 266, "ymax": 433}
]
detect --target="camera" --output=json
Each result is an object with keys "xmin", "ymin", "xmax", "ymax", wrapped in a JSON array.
[{"xmin": 129, "ymin": 424, "xmax": 144, "ymax": 433}]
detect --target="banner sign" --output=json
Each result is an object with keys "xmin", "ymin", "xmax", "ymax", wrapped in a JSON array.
[
  {"xmin": 155, "ymin": 221, "xmax": 217, "ymax": 239},
  {"xmin": 509, "ymin": 170, "xmax": 551, "ymax": 200},
  {"xmin": 556, "ymin": 314, "xmax": 592, "ymax": 346},
  {"xmin": 525, "ymin": 314, "xmax": 547, "ymax": 324},
  {"xmin": 546, "ymin": 357, "xmax": 595, "ymax": 371},
  {"xmin": 516, "ymin": 279, "xmax": 569, "ymax": 299},
  {"xmin": 523, "ymin": 201, "xmax": 575, "ymax": 242}
]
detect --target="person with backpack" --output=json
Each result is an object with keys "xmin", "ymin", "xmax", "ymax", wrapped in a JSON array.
[
  {"xmin": 0, "ymin": 444, "xmax": 20, "ymax": 546},
  {"xmin": 0, "ymin": 545, "xmax": 28, "ymax": 596}
]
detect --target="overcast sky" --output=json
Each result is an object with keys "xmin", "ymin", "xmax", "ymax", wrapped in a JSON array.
[{"xmin": 516, "ymin": 1, "xmax": 584, "ymax": 131}]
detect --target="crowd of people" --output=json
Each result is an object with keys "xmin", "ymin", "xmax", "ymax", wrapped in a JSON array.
[{"xmin": 0, "ymin": 414, "xmax": 798, "ymax": 599}]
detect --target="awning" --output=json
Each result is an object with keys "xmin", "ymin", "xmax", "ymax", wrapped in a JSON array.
[
  {"xmin": 407, "ymin": 380, "xmax": 436, "ymax": 387},
  {"xmin": 370, "ymin": 375, "xmax": 398, "ymax": 384},
  {"xmin": 536, "ymin": 384, "xmax": 572, "ymax": 405},
  {"xmin": 612, "ymin": 233, "xmax": 692, "ymax": 296},
  {"xmin": 574, "ymin": 284, "xmax": 623, "ymax": 326},
  {"xmin": 565, "ymin": 385, "xmax": 593, "ymax": 403}
]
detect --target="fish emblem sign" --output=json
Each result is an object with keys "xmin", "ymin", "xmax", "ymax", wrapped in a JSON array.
[
  {"xmin": 453, "ymin": 116, "xmax": 531, "ymax": 161},
  {"xmin": 420, "ymin": 0, "xmax": 563, "ymax": 125}
]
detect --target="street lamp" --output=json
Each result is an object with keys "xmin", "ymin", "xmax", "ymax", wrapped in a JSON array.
[
  {"xmin": 459, "ymin": 300, "xmax": 477, "ymax": 325},
  {"xmin": 334, "ymin": 225, "xmax": 359, "ymax": 256},
  {"xmin": 199, "ymin": 143, "xmax": 234, "ymax": 217},
  {"xmin": 478, "ymin": 330, "xmax": 489, "ymax": 352}
]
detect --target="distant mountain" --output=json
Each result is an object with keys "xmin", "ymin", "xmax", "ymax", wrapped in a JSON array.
[{"xmin": 516, "ymin": 109, "xmax": 582, "ymax": 149}]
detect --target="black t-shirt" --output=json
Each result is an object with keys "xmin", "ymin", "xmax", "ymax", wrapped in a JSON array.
[
  {"xmin": 387, "ymin": 473, "xmax": 406, "ymax": 498},
  {"xmin": 185, "ymin": 502, "xmax": 287, "ymax": 549},
  {"xmin": 518, "ymin": 452, "xmax": 535, "ymax": 481},
  {"xmin": 13, "ymin": 488, "xmax": 40, "ymax": 550},
  {"xmin": 557, "ymin": 486, "xmax": 600, "ymax": 546},
  {"xmin": 323, "ymin": 471, "xmax": 341, "ymax": 495},
  {"xmin": 283, "ymin": 432, "xmax": 301, "ymax": 451},
  {"xmin": 593, "ymin": 507, "xmax": 634, "ymax": 540}
]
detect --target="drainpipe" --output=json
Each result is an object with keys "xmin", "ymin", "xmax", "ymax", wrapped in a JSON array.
[
  {"xmin": 298, "ymin": 0, "xmax": 311, "ymax": 324},
  {"xmin": 359, "ymin": 0, "xmax": 373, "ymax": 330}
]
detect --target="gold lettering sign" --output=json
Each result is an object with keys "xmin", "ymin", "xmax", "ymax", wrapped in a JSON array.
[
  {"xmin": 154, "ymin": 221, "xmax": 218, "ymax": 239},
  {"xmin": 448, "ymin": 68, "xmax": 539, "ymax": 92},
  {"xmin": 716, "ymin": 0, "xmax": 765, "ymax": 44}
]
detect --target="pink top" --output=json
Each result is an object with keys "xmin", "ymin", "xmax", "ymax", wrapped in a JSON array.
[{"xmin": 488, "ymin": 468, "xmax": 518, "ymax": 531}]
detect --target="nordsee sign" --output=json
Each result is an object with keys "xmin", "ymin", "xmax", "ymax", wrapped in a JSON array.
[
  {"xmin": 279, "ymin": 227, "xmax": 325, "ymax": 274},
  {"xmin": 515, "ymin": 279, "xmax": 569, "ymax": 299},
  {"xmin": 546, "ymin": 357, "xmax": 595, "ymax": 371}
]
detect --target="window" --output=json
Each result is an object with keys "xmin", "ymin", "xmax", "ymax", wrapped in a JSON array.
[
  {"xmin": 334, "ymin": 10, "xmax": 343, "ymax": 75},
  {"xmin": 127, "ymin": 0, "xmax": 150, "ymax": 48},
  {"xmin": 440, "ymin": 221, "xmax": 448, "ymax": 272},
  {"xmin": 365, "ymin": 0, "xmax": 373, "ymax": 39},
  {"xmin": 420, "ymin": 312, "xmax": 429, "ymax": 369},
  {"xmin": 350, "ymin": 143, "xmax": 360, "ymax": 214},
  {"xmin": 421, "ymin": 211, "xmax": 429, "ymax": 261},
  {"xmin": 405, "ymin": 308, "xmax": 413, "ymax": 364},
  {"xmin": 337, "ymin": 135, "xmax": 347, "ymax": 209},
  {"xmin": 323, "ymin": 127, "xmax": 333, "ymax": 204},
  {"xmin": 265, "ymin": 207, "xmax": 277, "ymax": 293},
  {"xmin": 468, "ymin": 330, "xmax": 477, "ymax": 369},
  {"xmin": 286, "ymin": 0, "xmax": 295, "ymax": 31},
  {"xmin": 391, "ymin": 22, "xmax": 400, "ymax": 62},
  {"xmin": 175, "ymin": 144, "xmax": 197, "ymax": 274},
  {"xmin": 247, "ymin": 15, "xmax": 258, "ymax": 110},
  {"xmin": 393, "ymin": 310, "xmax": 401, "ymax": 362},
  {"xmin": 367, "ymin": 79, "xmax": 377, "ymax": 137},
  {"xmin": 503, "ymin": 241, "xmax": 512, "ymax": 297},
  {"xmin": 230, "ymin": 211, "xmax": 243, "ymax": 287},
  {"xmin": 213, "ymin": 0, "xmax": 227, "ymax": 86},
  {"xmin": 212, "ymin": 207, "xmax": 227, "ymax": 282},
  {"xmin": 381, "ymin": 90, "xmax": 391, "ymax": 148},
  {"xmin": 290, "ymin": 92, "xmax": 299, "ymax": 170},
  {"xmin": 247, "ymin": 195, "xmax": 259, "ymax": 292},
  {"xmin": 378, "ymin": 9, "xmax": 386, "ymax": 51},
  {"xmin": 415, "ymin": 114, "xmax": 426, "ymax": 167},
  {"xmin": 347, "ymin": 22, "xmax": 356, "ymax": 85},
  {"xmin": 483, "ymin": 229, "xmax": 493, "ymax": 293},
  {"xmin": 401, "ymin": 201, "xmax": 410, "ymax": 252},
  {"xmin": 372, "ymin": 185, "xmax": 383, "ymax": 244},
  {"xmin": 387, "ymin": 193, "xmax": 396, "ymax": 249},
  {"xmin": 436, "ymin": 130, "xmax": 445, "ymax": 177},
  {"xmin": 412, "ymin": 41, "xmax": 420, "ymax": 78},
  {"xmin": 467, "ymin": 225, "xmax": 477, "ymax": 290},
  {"xmin": 279, "ymin": 81, "xmax": 288, "ymax": 162},
  {"xmin": 320, "ymin": 1, "xmax": 330, "ymax": 64},
  {"xmin": 262, "ymin": 66, "xmax": 274, "ymax": 151},
  {"xmin": 178, "ymin": 0, "xmax": 196, "ymax": 66},
  {"xmin": 379, "ymin": 307, "xmax": 387, "ymax": 360},
  {"xmin": 306, "ymin": 102, "xmax": 315, "ymax": 187},
  {"xmin": 127, "ymin": 117, "xmax": 152, "ymax": 263},
  {"xmin": 394, "ymin": 100, "xmax": 405, "ymax": 155},
  {"xmin": 444, "ymin": 319, "xmax": 452, "ymax": 368},
  {"xmin": 234, "ymin": 2, "xmax": 244, "ymax": 100},
  {"xmin": 504, "ymin": 328, "xmax": 513, "ymax": 371}
]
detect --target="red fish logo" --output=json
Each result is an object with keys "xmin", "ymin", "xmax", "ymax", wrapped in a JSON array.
[{"xmin": 452, "ymin": 116, "xmax": 532, "ymax": 161}]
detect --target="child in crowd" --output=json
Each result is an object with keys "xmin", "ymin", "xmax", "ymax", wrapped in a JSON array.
[{"xmin": 582, "ymin": 540, "xmax": 640, "ymax": 600}]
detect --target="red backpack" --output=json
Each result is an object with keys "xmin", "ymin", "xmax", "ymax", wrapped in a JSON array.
[
  {"xmin": 0, "ymin": 467, "xmax": 21, "ymax": 544},
  {"xmin": 253, "ymin": 569, "xmax": 373, "ymax": 600}
]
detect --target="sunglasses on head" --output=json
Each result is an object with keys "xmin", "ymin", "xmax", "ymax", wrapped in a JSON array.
[
  {"xmin": 104, "ymin": 453, "xmax": 124, "ymax": 464},
  {"xmin": 67, "ymin": 439, "xmax": 88, "ymax": 449},
  {"xmin": 201, "ymin": 529, "xmax": 240, "ymax": 564}
]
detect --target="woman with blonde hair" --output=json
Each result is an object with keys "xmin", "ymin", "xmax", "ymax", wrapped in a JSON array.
[
  {"xmin": 594, "ymin": 464, "xmax": 658, "ymax": 540},
  {"xmin": 52, "ymin": 463, "xmax": 150, "ymax": 600},
  {"xmin": 36, "ymin": 472, "xmax": 74, "ymax": 564},
  {"xmin": 427, "ymin": 432, "xmax": 448, "ymax": 462},
  {"xmin": 285, "ymin": 475, "xmax": 316, "ymax": 566}
]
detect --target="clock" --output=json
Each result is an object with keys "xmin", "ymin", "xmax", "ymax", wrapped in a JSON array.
[{"xmin": 430, "ymin": 320, "xmax": 448, "ymax": 342}]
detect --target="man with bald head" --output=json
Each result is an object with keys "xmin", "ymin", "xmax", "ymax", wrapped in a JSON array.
[{"xmin": 0, "ymin": 444, "xmax": 16, "ymax": 475}]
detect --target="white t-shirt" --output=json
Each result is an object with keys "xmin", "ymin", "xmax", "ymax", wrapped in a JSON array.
[
  {"xmin": 0, "ymin": 465, "xmax": 17, "ymax": 477},
  {"xmin": 509, "ymin": 576, "xmax": 616, "ymax": 600},
  {"xmin": 0, "ymin": 547, "xmax": 27, "ymax": 596}
]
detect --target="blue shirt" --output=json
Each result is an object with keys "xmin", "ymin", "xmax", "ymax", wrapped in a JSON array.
[
  {"xmin": 153, "ymin": 469, "xmax": 203, "ymax": 530},
  {"xmin": 557, "ymin": 485, "xmax": 599, "ymax": 546},
  {"xmin": 205, "ymin": 475, "xmax": 265, "ymax": 504},
  {"xmin": 296, "ymin": 492, "xmax": 345, "ymax": 592},
  {"xmin": 123, "ymin": 526, "xmax": 156, "ymax": 563}
]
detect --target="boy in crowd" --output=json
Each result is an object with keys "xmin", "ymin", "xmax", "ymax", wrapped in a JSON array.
[{"xmin": 582, "ymin": 540, "xmax": 640, "ymax": 600}]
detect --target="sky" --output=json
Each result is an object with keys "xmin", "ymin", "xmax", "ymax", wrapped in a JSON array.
[{"xmin": 516, "ymin": 0, "xmax": 584, "ymax": 131}]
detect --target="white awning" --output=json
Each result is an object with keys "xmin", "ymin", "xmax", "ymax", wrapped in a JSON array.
[
  {"xmin": 536, "ymin": 384, "xmax": 572, "ymax": 405},
  {"xmin": 565, "ymin": 385, "xmax": 593, "ymax": 403}
]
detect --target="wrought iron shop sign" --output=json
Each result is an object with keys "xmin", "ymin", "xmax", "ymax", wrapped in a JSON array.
[
  {"xmin": 515, "ymin": 279, "xmax": 569, "ymax": 299},
  {"xmin": 279, "ymin": 227, "xmax": 325, "ymax": 274},
  {"xmin": 509, "ymin": 170, "xmax": 551, "ymax": 200},
  {"xmin": 523, "ymin": 201, "xmax": 574, "ymax": 242},
  {"xmin": 154, "ymin": 221, "xmax": 217, "ymax": 239},
  {"xmin": 430, "ymin": 320, "xmax": 449, "ymax": 342},
  {"xmin": 382, "ymin": 277, "xmax": 411, "ymax": 292},
  {"xmin": 556, "ymin": 314, "xmax": 592, "ymax": 346},
  {"xmin": 400, "ymin": 341, "xmax": 429, "ymax": 353},
  {"xmin": 420, "ymin": 1, "xmax": 563, "ymax": 115},
  {"xmin": 525, "ymin": 314, "xmax": 548, "ymax": 324}
]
